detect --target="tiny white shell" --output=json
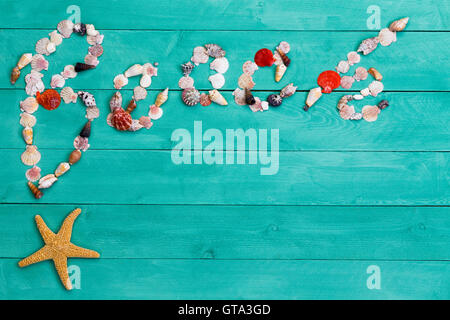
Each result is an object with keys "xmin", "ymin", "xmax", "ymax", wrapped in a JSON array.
[
  {"xmin": 353, "ymin": 94, "xmax": 364, "ymax": 100},
  {"xmin": 86, "ymin": 24, "xmax": 99, "ymax": 37},
  {"xmin": 113, "ymin": 74, "xmax": 128, "ymax": 89},
  {"xmin": 50, "ymin": 74, "xmax": 65, "ymax": 88},
  {"xmin": 140, "ymin": 74, "xmax": 152, "ymax": 88},
  {"xmin": 208, "ymin": 73, "xmax": 225, "ymax": 89},
  {"xmin": 178, "ymin": 76, "xmax": 194, "ymax": 89},
  {"xmin": 261, "ymin": 101, "xmax": 269, "ymax": 111},
  {"xmin": 360, "ymin": 88, "xmax": 370, "ymax": 97},
  {"xmin": 210, "ymin": 57, "xmax": 229, "ymax": 74}
]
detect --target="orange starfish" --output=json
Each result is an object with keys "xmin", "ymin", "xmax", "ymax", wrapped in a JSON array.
[{"xmin": 18, "ymin": 208, "xmax": 100, "ymax": 290}]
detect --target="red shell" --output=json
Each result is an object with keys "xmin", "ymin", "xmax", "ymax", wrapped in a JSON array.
[
  {"xmin": 317, "ymin": 70, "xmax": 341, "ymax": 94},
  {"xmin": 36, "ymin": 89, "xmax": 61, "ymax": 110},
  {"xmin": 254, "ymin": 48, "xmax": 275, "ymax": 67},
  {"xmin": 111, "ymin": 108, "xmax": 132, "ymax": 131}
]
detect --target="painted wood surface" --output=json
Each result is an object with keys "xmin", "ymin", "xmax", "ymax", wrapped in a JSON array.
[{"xmin": 0, "ymin": 0, "xmax": 449, "ymax": 299}]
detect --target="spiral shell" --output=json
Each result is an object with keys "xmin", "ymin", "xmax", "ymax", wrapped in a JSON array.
[
  {"xmin": 60, "ymin": 87, "xmax": 77, "ymax": 104},
  {"xmin": 110, "ymin": 91, "xmax": 122, "ymax": 111},
  {"xmin": 57, "ymin": 20, "xmax": 74, "ymax": 38},
  {"xmin": 209, "ymin": 90, "xmax": 228, "ymax": 106},
  {"xmin": 210, "ymin": 57, "xmax": 229, "ymax": 74},
  {"xmin": 154, "ymin": 88, "xmax": 169, "ymax": 107},
  {"xmin": 54, "ymin": 162, "xmax": 70, "ymax": 177},
  {"xmin": 133, "ymin": 86, "xmax": 147, "ymax": 101},
  {"xmin": 78, "ymin": 91, "xmax": 96, "ymax": 107},
  {"xmin": 17, "ymin": 53, "xmax": 32, "ymax": 70},
  {"xmin": 357, "ymin": 37, "xmax": 379, "ymax": 55},
  {"xmin": 181, "ymin": 62, "xmax": 194, "ymax": 76},
  {"xmin": 31, "ymin": 54, "xmax": 49, "ymax": 71},
  {"xmin": 182, "ymin": 88, "xmax": 200, "ymax": 106},
  {"xmin": 38, "ymin": 174, "xmax": 58, "ymax": 189},
  {"xmin": 27, "ymin": 181, "xmax": 43, "ymax": 199},
  {"xmin": 20, "ymin": 112, "xmax": 36, "ymax": 127},
  {"xmin": 20, "ymin": 97, "xmax": 39, "ymax": 114},
  {"xmin": 75, "ymin": 62, "xmax": 95, "ymax": 72},
  {"xmin": 73, "ymin": 23, "xmax": 87, "ymax": 35},
  {"xmin": 280, "ymin": 83, "xmax": 297, "ymax": 98},
  {"xmin": 208, "ymin": 73, "xmax": 225, "ymax": 89},
  {"xmin": 21, "ymin": 145, "xmax": 41, "ymax": 166},
  {"xmin": 111, "ymin": 108, "xmax": 133, "ymax": 131},
  {"xmin": 205, "ymin": 44, "xmax": 226, "ymax": 58},
  {"xmin": 10, "ymin": 66, "xmax": 20, "ymax": 84},
  {"xmin": 389, "ymin": 17, "xmax": 409, "ymax": 32}
]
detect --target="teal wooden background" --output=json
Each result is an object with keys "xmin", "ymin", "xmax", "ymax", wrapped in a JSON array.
[{"xmin": 1, "ymin": 0, "xmax": 449, "ymax": 299}]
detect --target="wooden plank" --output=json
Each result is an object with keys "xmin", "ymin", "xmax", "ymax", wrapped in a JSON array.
[
  {"xmin": 1, "ymin": 204, "xmax": 449, "ymax": 260},
  {"xmin": 2, "ymin": 90, "xmax": 449, "ymax": 151},
  {"xmin": 2, "ymin": 30, "xmax": 449, "ymax": 91},
  {"xmin": 1, "ymin": 258, "xmax": 449, "ymax": 299},
  {"xmin": 0, "ymin": 0, "xmax": 448, "ymax": 31},
  {"xmin": 1, "ymin": 149, "xmax": 448, "ymax": 205}
]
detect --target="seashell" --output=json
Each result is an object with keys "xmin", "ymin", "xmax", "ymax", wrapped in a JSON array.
[
  {"xmin": 35, "ymin": 38, "xmax": 50, "ymax": 55},
  {"xmin": 20, "ymin": 97, "xmax": 39, "ymax": 114},
  {"xmin": 125, "ymin": 64, "xmax": 144, "ymax": 78},
  {"xmin": 23, "ymin": 127, "xmax": 33, "ymax": 144},
  {"xmin": 49, "ymin": 31, "xmax": 63, "ymax": 46},
  {"xmin": 25, "ymin": 70, "xmax": 45, "ymax": 96},
  {"xmin": 86, "ymin": 24, "xmax": 99, "ymax": 37},
  {"xmin": 362, "ymin": 105, "xmax": 381, "ymax": 122},
  {"xmin": 79, "ymin": 120, "xmax": 92, "ymax": 138},
  {"xmin": 113, "ymin": 74, "xmax": 128, "ymax": 89},
  {"xmin": 17, "ymin": 53, "xmax": 33, "ymax": 70},
  {"xmin": 347, "ymin": 51, "xmax": 361, "ymax": 66},
  {"xmin": 128, "ymin": 119, "xmax": 144, "ymax": 132},
  {"xmin": 142, "ymin": 63, "xmax": 158, "ymax": 77},
  {"xmin": 84, "ymin": 54, "xmax": 99, "ymax": 67},
  {"xmin": 139, "ymin": 116, "xmax": 153, "ymax": 129},
  {"xmin": 140, "ymin": 74, "xmax": 152, "ymax": 88},
  {"xmin": 61, "ymin": 65, "xmax": 77, "ymax": 79},
  {"xmin": 88, "ymin": 44, "xmax": 103, "ymax": 57},
  {"xmin": 210, "ymin": 57, "xmax": 229, "ymax": 74},
  {"xmin": 357, "ymin": 37, "xmax": 379, "ymax": 55},
  {"xmin": 73, "ymin": 135, "xmax": 90, "ymax": 151},
  {"xmin": 277, "ymin": 48, "xmax": 291, "ymax": 67},
  {"xmin": 339, "ymin": 104, "xmax": 356, "ymax": 120},
  {"xmin": 277, "ymin": 41, "xmax": 291, "ymax": 54},
  {"xmin": 233, "ymin": 88, "xmax": 246, "ymax": 106},
  {"xmin": 340, "ymin": 75, "xmax": 355, "ymax": 89},
  {"xmin": 304, "ymin": 87, "xmax": 322, "ymax": 111},
  {"xmin": 181, "ymin": 62, "xmax": 194, "ymax": 76},
  {"xmin": 244, "ymin": 89, "xmax": 256, "ymax": 105},
  {"xmin": 149, "ymin": 105, "xmax": 163, "ymax": 120},
  {"xmin": 154, "ymin": 88, "xmax": 169, "ymax": 107},
  {"xmin": 21, "ymin": 145, "xmax": 41, "ymax": 166},
  {"xmin": 60, "ymin": 87, "xmax": 77, "ymax": 103},
  {"xmin": 209, "ymin": 89, "xmax": 228, "ymax": 106},
  {"xmin": 378, "ymin": 99, "xmax": 389, "ymax": 110},
  {"xmin": 26, "ymin": 166, "xmax": 41, "ymax": 182},
  {"xmin": 317, "ymin": 70, "xmax": 341, "ymax": 93},
  {"xmin": 353, "ymin": 94, "xmax": 364, "ymax": 100},
  {"xmin": 205, "ymin": 44, "xmax": 226, "ymax": 58},
  {"xmin": 57, "ymin": 20, "xmax": 74, "ymax": 38},
  {"xmin": 336, "ymin": 60, "xmax": 350, "ymax": 74},
  {"xmin": 111, "ymin": 108, "xmax": 132, "ymax": 131},
  {"xmin": 36, "ymin": 89, "xmax": 61, "ymax": 110},
  {"xmin": 249, "ymin": 97, "xmax": 263, "ymax": 113},
  {"xmin": 85, "ymin": 106, "xmax": 100, "ymax": 120},
  {"xmin": 261, "ymin": 101, "xmax": 269, "ymax": 111},
  {"xmin": 273, "ymin": 50, "xmax": 283, "ymax": 66},
  {"xmin": 50, "ymin": 74, "xmax": 65, "ymax": 88},
  {"xmin": 353, "ymin": 67, "xmax": 368, "ymax": 81},
  {"xmin": 238, "ymin": 73, "xmax": 255, "ymax": 90},
  {"xmin": 379, "ymin": 28, "xmax": 397, "ymax": 47},
  {"xmin": 200, "ymin": 93, "xmax": 212, "ymax": 106},
  {"xmin": 208, "ymin": 73, "xmax": 225, "ymax": 89},
  {"xmin": 54, "ymin": 162, "xmax": 70, "ymax": 177},
  {"xmin": 73, "ymin": 23, "xmax": 87, "ymax": 36},
  {"xmin": 389, "ymin": 17, "xmax": 409, "ymax": 32},
  {"xmin": 27, "ymin": 181, "xmax": 43, "ymax": 199},
  {"xmin": 74, "ymin": 62, "xmax": 95, "ymax": 72},
  {"xmin": 368, "ymin": 81, "xmax": 384, "ymax": 97},
  {"xmin": 349, "ymin": 112, "xmax": 363, "ymax": 121},
  {"xmin": 280, "ymin": 83, "xmax": 297, "ymax": 98},
  {"xmin": 10, "ymin": 66, "xmax": 20, "ymax": 84},
  {"xmin": 110, "ymin": 92, "xmax": 122, "ymax": 111},
  {"xmin": 361, "ymin": 88, "xmax": 370, "ymax": 97},
  {"xmin": 337, "ymin": 95, "xmax": 353, "ymax": 110},
  {"xmin": 254, "ymin": 48, "xmax": 274, "ymax": 67},
  {"xmin": 78, "ymin": 91, "xmax": 96, "ymax": 107},
  {"xmin": 191, "ymin": 46, "xmax": 209, "ymax": 65},
  {"xmin": 31, "ymin": 54, "xmax": 49, "ymax": 71},
  {"xmin": 20, "ymin": 112, "xmax": 36, "ymax": 127},
  {"xmin": 87, "ymin": 34, "xmax": 104, "ymax": 45},
  {"xmin": 133, "ymin": 86, "xmax": 147, "ymax": 101},
  {"xmin": 242, "ymin": 60, "xmax": 258, "ymax": 75},
  {"xmin": 46, "ymin": 41, "xmax": 56, "ymax": 55},
  {"xmin": 38, "ymin": 174, "xmax": 58, "ymax": 189},
  {"xmin": 178, "ymin": 76, "xmax": 194, "ymax": 89},
  {"xmin": 267, "ymin": 94, "xmax": 283, "ymax": 107},
  {"xmin": 275, "ymin": 64, "xmax": 287, "ymax": 82},
  {"xmin": 69, "ymin": 149, "xmax": 82, "ymax": 165},
  {"xmin": 182, "ymin": 88, "xmax": 200, "ymax": 106},
  {"xmin": 368, "ymin": 67, "xmax": 383, "ymax": 81},
  {"xmin": 125, "ymin": 99, "xmax": 137, "ymax": 114}
]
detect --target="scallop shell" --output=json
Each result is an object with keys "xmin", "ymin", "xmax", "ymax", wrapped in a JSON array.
[
  {"xmin": 87, "ymin": 34, "xmax": 104, "ymax": 45},
  {"xmin": 139, "ymin": 116, "xmax": 153, "ymax": 129},
  {"xmin": 142, "ymin": 63, "xmax": 158, "ymax": 77},
  {"xmin": 368, "ymin": 81, "xmax": 384, "ymax": 97},
  {"xmin": 389, "ymin": 17, "xmax": 409, "ymax": 32},
  {"xmin": 20, "ymin": 97, "xmax": 39, "ymax": 114},
  {"xmin": 25, "ymin": 166, "xmax": 41, "ymax": 182},
  {"xmin": 238, "ymin": 73, "xmax": 255, "ymax": 90},
  {"xmin": 17, "ymin": 53, "xmax": 32, "ymax": 70},
  {"xmin": 31, "ymin": 54, "xmax": 49, "ymax": 71},
  {"xmin": 86, "ymin": 24, "xmax": 99, "ymax": 37},
  {"xmin": 61, "ymin": 65, "xmax": 77, "ymax": 79},
  {"xmin": 128, "ymin": 119, "xmax": 144, "ymax": 132},
  {"xmin": 85, "ymin": 106, "xmax": 100, "ymax": 120},
  {"xmin": 242, "ymin": 61, "xmax": 258, "ymax": 75},
  {"xmin": 205, "ymin": 44, "xmax": 226, "ymax": 58},
  {"xmin": 88, "ymin": 44, "xmax": 103, "ymax": 57},
  {"xmin": 50, "ymin": 74, "xmax": 65, "ymax": 88},
  {"xmin": 124, "ymin": 64, "xmax": 143, "ymax": 78},
  {"xmin": 182, "ymin": 88, "xmax": 200, "ymax": 106},
  {"xmin": 178, "ymin": 76, "xmax": 195, "ymax": 89},
  {"xmin": 200, "ymin": 93, "xmax": 212, "ymax": 106},
  {"xmin": 280, "ymin": 83, "xmax": 297, "ymax": 98},
  {"xmin": 368, "ymin": 67, "xmax": 383, "ymax": 81},
  {"xmin": 275, "ymin": 64, "xmax": 287, "ymax": 82},
  {"xmin": 347, "ymin": 51, "xmax": 361, "ymax": 66},
  {"xmin": 54, "ymin": 162, "xmax": 70, "ymax": 177},
  {"xmin": 23, "ymin": 127, "xmax": 33, "ymax": 144},
  {"xmin": 154, "ymin": 88, "xmax": 169, "ymax": 107},
  {"xmin": 35, "ymin": 38, "xmax": 51, "ymax": 55},
  {"xmin": 84, "ymin": 54, "xmax": 99, "ymax": 67},
  {"xmin": 49, "ymin": 30, "xmax": 63, "ymax": 46},
  {"xmin": 305, "ymin": 87, "xmax": 322, "ymax": 109},
  {"xmin": 110, "ymin": 91, "xmax": 122, "ymax": 111},
  {"xmin": 133, "ymin": 86, "xmax": 147, "ymax": 101},
  {"xmin": 149, "ymin": 105, "xmax": 163, "ymax": 120},
  {"xmin": 191, "ymin": 46, "xmax": 209, "ymax": 65},
  {"xmin": 362, "ymin": 105, "xmax": 381, "ymax": 122},
  {"xmin": 36, "ymin": 89, "xmax": 61, "ymax": 110},
  {"xmin": 339, "ymin": 104, "xmax": 356, "ymax": 120},
  {"xmin": 336, "ymin": 60, "xmax": 350, "ymax": 74},
  {"xmin": 353, "ymin": 67, "xmax": 368, "ymax": 81},
  {"xmin": 57, "ymin": 20, "xmax": 74, "ymax": 38},
  {"xmin": 60, "ymin": 87, "xmax": 78, "ymax": 104},
  {"xmin": 114, "ymin": 74, "xmax": 128, "ymax": 89},
  {"xmin": 361, "ymin": 88, "xmax": 370, "ymax": 97},
  {"xmin": 357, "ymin": 37, "xmax": 379, "ymax": 55},
  {"xmin": 111, "ymin": 108, "xmax": 132, "ymax": 131},
  {"xmin": 20, "ymin": 112, "xmax": 36, "ymax": 127},
  {"xmin": 73, "ymin": 136, "xmax": 90, "ymax": 151},
  {"xmin": 277, "ymin": 41, "xmax": 291, "ymax": 54},
  {"xmin": 38, "ymin": 174, "xmax": 58, "ymax": 189},
  {"xmin": 337, "ymin": 95, "xmax": 353, "ymax": 110},
  {"xmin": 21, "ymin": 145, "xmax": 41, "ymax": 166},
  {"xmin": 210, "ymin": 57, "xmax": 229, "ymax": 73},
  {"xmin": 349, "ymin": 112, "xmax": 363, "ymax": 121},
  {"xmin": 208, "ymin": 73, "xmax": 225, "ymax": 89},
  {"xmin": 140, "ymin": 74, "xmax": 152, "ymax": 88},
  {"xmin": 232, "ymin": 88, "xmax": 246, "ymax": 106},
  {"xmin": 78, "ymin": 91, "xmax": 96, "ymax": 107},
  {"xmin": 25, "ymin": 70, "xmax": 45, "ymax": 96},
  {"xmin": 209, "ymin": 89, "xmax": 228, "ymax": 106},
  {"xmin": 46, "ymin": 41, "xmax": 56, "ymax": 55},
  {"xmin": 379, "ymin": 28, "xmax": 397, "ymax": 47}
]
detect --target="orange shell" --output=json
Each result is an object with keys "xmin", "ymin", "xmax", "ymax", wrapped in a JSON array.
[
  {"xmin": 111, "ymin": 108, "xmax": 132, "ymax": 131},
  {"xmin": 36, "ymin": 89, "xmax": 61, "ymax": 110}
]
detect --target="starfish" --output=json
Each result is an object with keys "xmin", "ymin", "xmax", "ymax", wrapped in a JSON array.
[{"xmin": 18, "ymin": 208, "xmax": 100, "ymax": 290}]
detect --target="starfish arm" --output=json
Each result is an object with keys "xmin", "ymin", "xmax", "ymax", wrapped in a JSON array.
[
  {"xmin": 18, "ymin": 245, "xmax": 53, "ymax": 267},
  {"xmin": 66, "ymin": 243, "xmax": 100, "ymax": 258},
  {"xmin": 53, "ymin": 254, "xmax": 72, "ymax": 290},
  {"xmin": 35, "ymin": 215, "xmax": 56, "ymax": 244},
  {"xmin": 57, "ymin": 208, "xmax": 82, "ymax": 241}
]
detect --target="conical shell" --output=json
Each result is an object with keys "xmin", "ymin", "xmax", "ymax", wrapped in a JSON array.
[
  {"xmin": 244, "ymin": 89, "xmax": 256, "ymax": 105},
  {"xmin": 209, "ymin": 89, "xmax": 228, "ymax": 106},
  {"xmin": 75, "ymin": 62, "xmax": 95, "ymax": 72},
  {"xmin": 155, "ymin": 88, "xmax": 169, "ymax": 107},
  {"xmin": 27, "ymin": 181, "xmax": 43, "ymax": 199},
  {"xmin": 20, "ymin": 113, "xmax": 36, "ymax": 127},
  {"xmin": 280, "ymin": 83, "xmax": 297, "ymax": 98},
  {"xmin": 21, "ymin": 145, "xmax": 41, "ymax": 166},
  {"xmin": 277, "ymin": 49, "xmax": 291, "ymax": 67},
  {"xmin": 38, "ymin": 174, "xmax": 58, "ymax": 189},
  {"xmin": 304, "ymin": 87, "xmax": 322, "ymax": 110},
  {"xmin": 389, "ymin": 17, "xmax": 409, "ymax": 32},
  {"xmin": 110, "ymin": 91, "xmax": 122, "ymax": 111},
  {"xmin": 10, "ymin": 66, "xmax": 20, "ymax": 84},
  {"xmin": 55, "ymin": 162, "xmax": 70, "ymax": 177},
  {"xmin": 69, "ymin": 149, "xmax": 82, "ymax": 165},
  {"xmin": 124, "ymin": 64, "xmax": 143, "ymax": 78},
  {"xmin": 79, "ymin": 120, "xmax": 92, "ymax": 138},
  {"xmin": 357, "ymin": 37, "xmax": 379, "ymax": 55},
  {"xmin": 275, "ymin": 64, "xmax": 287, "ymax": 82},
  {"xmin": 17, "ymin": 53, "xmax": 32, "ymax": 70},
  {"xmin": 22, "ymin": 127, "xmax": 33, "ymax": 145}
]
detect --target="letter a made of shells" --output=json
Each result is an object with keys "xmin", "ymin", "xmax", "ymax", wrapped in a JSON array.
[
  {"xmin": 11, "ymin": 19, "xmax": 104, "ymax": 199},
  {"xmin": 303, "ymin": 17, "xmax": 409, "ymax": 122}
]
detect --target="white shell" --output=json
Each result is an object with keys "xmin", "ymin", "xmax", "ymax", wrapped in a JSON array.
[
  {"xmin": 142, "ymin": 63, "xmax": 158, "ymax": 77},
  {"xmin": 347, "ymin": 51, "xmax": 361, "ymax": 66},
  {"xmin": 113, "ymin": 74, "xmax": 128, "ymax": 89},
  {"xmin": 46, "ymin": 41, "xmax": 56, "ymax": 55},
  {"xmin": 191, "ymin": 46, "xmax": 209, "ymax": 65},
  {"xmin": 50, "ymin": 74, "xmax": 65, "ymax": 88},
  {"xmin": 25, "ymin": 70, "xmax": 45, "ymax": 96},
  {"xmin": 133, "ymin": 86, "xmax": 147, "ymax": 101},
  {"xmin": 232, "ymin": 88, "xmax": 246, "ymax": 105},
  {"xmin": 368, "ymin": 81, "xmax": 384, "ymax": 97},
  {"xmin": 353, "ymin": 94, "xmax": 364, "ymax": 100},
  {"xmin": 124, "ymin": 64, "xmax": 143, "ymax": 78},
  {"xmin": 31, "ymin": 54, "xmax": 49, "ymax": 71},
  {"xmin": 61, "ymin": 65, "xmax": 77, "ymax": 79},
  {"xmin": 149, "ymin": 106, "xmax": 163, "ymax": 120},
  {"xmin": 379, "ymin": 28, "xmax": 397, "ymax": 47},
  {"xmin": 242, "ymin": 61, "xmax": 258, "ymax": 75},
  {"xmin": 17, "ymin": 53, "xmax": 32, "ymax": 69},
  {"xmin": 261, "ymin": 101, "xmax": 269, "ymax": 111},
  {"xmin": 20, "ymin": 112, "xmax": 36, "ymax": 127},
  {"xmin": 86, "ymin": 24, "xmax": 99, "ymax": 37},
  {"xmin": 178, "ymin": 76, "xmax": 194, "ymax": 89},
  {"xmin": 87, "ymin": 34, "xmax": 104, "ymax": 45},
  {"xmin": 305, "ymin": 87, "xmax": 322, "ymax": 108},
  {"xmin": 35, "ymin": 38, "xmax": 50, "ymax": 55},
  {"xmin": 208, "ymin": 73, "xmax": 225, "ymax": 89},
  {"xmin": 38, "ymin": 174, "xmax": 58, "ymax": 189},
  {"xmin": 360, "ymin": 88, "xmax": 370, "ymax": 97},
  {"xmin": 57, "ymin": 20, "xmax": 74, "ymax": 38},
  {"xmin": 278, "ymin": 41, "xmax": 291, "ymax": 54},
  {"xmin": 20, "ymin": 97, "xmax": 39, "ymax": 114},
  {"xmin": 238, "ymin": 73, "xmax": 255, "ymax": 90},
  {"xmin": 49, "ymin": 30, "xmax": 63, "ymax": 46},
  {"xmin": 140, "ymin": 74, "xmax": 152, "ymax": 88},
  {"xmin": 210, "ymin": 57, "xmax": 229, "ymax": 74},
  {"xmin": 61, "ymin": 87, "xmax": 78, "ymax": 103},
  {"xmin": 336, "ymin": 60, "xmax": 350, "ymax": 74}
]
